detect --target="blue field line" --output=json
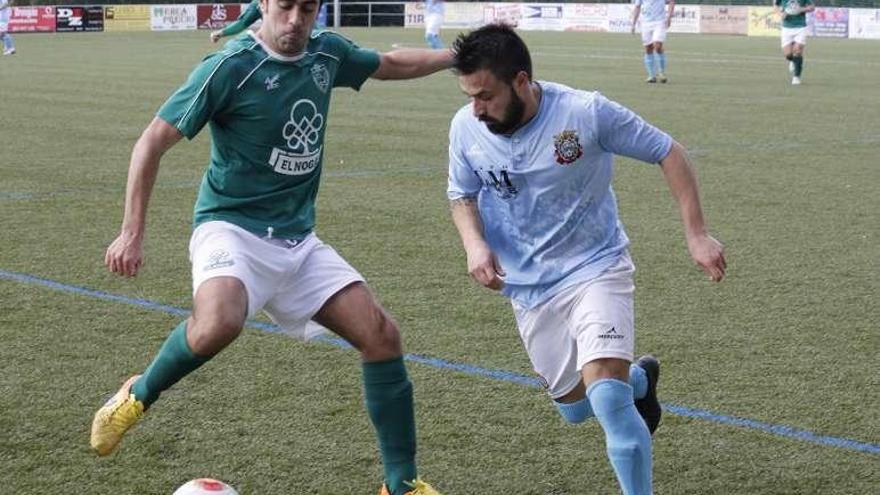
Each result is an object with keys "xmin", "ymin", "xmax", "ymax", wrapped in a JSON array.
[{"xmin": 2, "ymin": 268, "xmax": 879, "ymax": 456}]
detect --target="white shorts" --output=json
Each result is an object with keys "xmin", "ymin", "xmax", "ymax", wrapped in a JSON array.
[
  {"xmin": 512, "ymin": 254, "xmax": 636, "ymax": 399},
  {"xmin": 781, "ymin": 27, "xmax": 808, "ymax": 47},
  {"xmin": 189, "ymin": 221, "xmax": 364, "ymax": 341},
  {"xmin": 425, "ymin": 13, "xmax": 443, "ymax": 35},
  {"xmin": 641, "ymin": 20, "xmax": 667, "ymax": 45}
]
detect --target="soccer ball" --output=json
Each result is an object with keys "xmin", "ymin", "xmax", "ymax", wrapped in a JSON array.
[{"xmin": 172, "ymin": 479, "xmax": 239, "ymax": 495}]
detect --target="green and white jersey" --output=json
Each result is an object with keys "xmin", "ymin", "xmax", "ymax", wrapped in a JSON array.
[
  {"xmin": 220, "ymin": 0, "xmax": 261, "ymax": 38},
  {"xmin": 774, "ymin": 0, "xmax": 812, "ymax": 28},
  {"xmin": 157, "ymin": 30, "xmax": 380, "ymax": 239}
]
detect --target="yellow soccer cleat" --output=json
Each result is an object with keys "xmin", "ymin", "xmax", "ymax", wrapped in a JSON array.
[
  {"xmin": 90, "ymin": 375, "xmax": 145, "ymax": 456},
  {"xmin": 379, "ymin": 479, "xmax": 443, "ymax": 495}
]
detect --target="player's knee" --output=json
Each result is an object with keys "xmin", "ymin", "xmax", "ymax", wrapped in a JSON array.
[
  {"xmin": 360, "ymin": 310, "xmax": 402, "ymax": 358},
  {"xmin": 189, "ymin": 311, "xmax": 244, "ymax": 354}
]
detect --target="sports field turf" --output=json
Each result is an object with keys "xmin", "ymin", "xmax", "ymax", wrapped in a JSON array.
[{"xmin": 1, "ymin": 28, "xmax": 878, "ymax": 494}]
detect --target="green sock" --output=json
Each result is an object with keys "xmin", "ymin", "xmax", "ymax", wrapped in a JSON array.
[
  {"xmin": 363, "ymin": 357, "xmax": 417, "ymax": 495},
  {"xmin": 792, "ymin": 55, "xmax": 804, "ymax": 77},
  {"xmin": 132, "ymin": 321, "xmax": 209, "ymax": 408}
]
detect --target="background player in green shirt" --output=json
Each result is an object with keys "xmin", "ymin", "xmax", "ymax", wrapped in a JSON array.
[
  {"xmin": 211, "ymin": 0, "xmax": 329, "ymax": 43},
  {"xmin": 91, "ymin": 0, "xmax": 452, "ymax": 493},
  {"xmin": 773, "ymin": 0, "xmax": 814, "ymax": 85},
  {"xmin": 211, "ymin": 0, "xmax": 262, "ymax": 43}
]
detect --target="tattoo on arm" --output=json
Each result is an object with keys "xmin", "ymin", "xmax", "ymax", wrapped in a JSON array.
[{"xmin": 449, "ymin": 197, "xmax": 477, "ymax": 211}]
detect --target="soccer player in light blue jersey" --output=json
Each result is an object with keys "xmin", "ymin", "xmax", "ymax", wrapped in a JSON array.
[
  {"xmin": 90, "ymin": 0, "xmax": 452, "ymax": 493},
  {"xmin": 448, "ymin": 25, "xmax": 726, "ymax": 495},
  {"xmin": 0, "ymin": 0, "xmax": 16, "ymax": 56},
  {"xmin": 631, "ymin": 0, "xmax": 674, "ymax": 83},
  {"xmin": 424, "ymin": 0, "xmax": 445, "ymax": 49}
]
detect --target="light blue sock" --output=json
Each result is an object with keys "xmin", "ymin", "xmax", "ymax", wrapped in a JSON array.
[
  {"xmin": 657, "ymin": 53, "xmax": 667, "ymax": 72},
  {"xmin": 2, "ymin": 34, "xmax": 13, "ymax": 51},
  {"xmin": 630, "ymin": 364, "xmax": 648, "ymax": 400},
  {"xmin": 643, "ymin": 54, "xmax": 655, "ymax": 78},
  {"xmin": 556, "ymin": 396, "xmax": 592, "ymax": 424},
  {"xmin": 555, "ymin": 365, "xmax": 648, "ymax": 423},
  {"xmin": 588, "ymin": 379, "xmax": 653, "ymax": 495},
  {"xmin": 425, "ymin": 33, "xmax": 443, "ymax": 49}
]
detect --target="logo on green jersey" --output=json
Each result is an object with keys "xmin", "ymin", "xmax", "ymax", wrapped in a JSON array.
[
  {"xmin": 269, "ymin": 99, "xmax": 325, "ymax": 176},
  {"xmin": 311, "ymin": 63, "xmax": 330, "ymax": 93}
]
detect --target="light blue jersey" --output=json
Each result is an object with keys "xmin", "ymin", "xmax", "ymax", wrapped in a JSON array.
[
  {"xmin": 425, "ymin": 0, "xmax": 445, "ymax": 15},
  {"xmin": 633, "ymin": 0, "xmax": 668, "ymax": 23},
  {"xmin": 447, "ymin": 82, "xmax": 672, "ymax": 309},
  {"xmin": 0, "ymin": 0, "xmax": 11, "ymax": 23}
]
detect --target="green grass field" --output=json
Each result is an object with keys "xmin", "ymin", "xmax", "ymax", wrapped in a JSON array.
[{"xmin": 1, "ymin": 28, "xmax": 878, "ymax": 494}]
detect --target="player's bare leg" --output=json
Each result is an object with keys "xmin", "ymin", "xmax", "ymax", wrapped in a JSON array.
[{"xmin": 315, "ymin": 282, "xmax": 440, "ymax": 495}]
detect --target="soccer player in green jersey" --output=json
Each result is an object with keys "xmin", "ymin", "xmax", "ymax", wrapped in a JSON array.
[
  {"xmin": 210, "ymin": 0, "xmax": 262, "ymax": 43},
  {"xmin": 91, "ymin": 0, "xmax": 452, "ymax": 493},
  {"xmin": 773, "ymin": 0, "xmax": 814, "ymax": 85}
]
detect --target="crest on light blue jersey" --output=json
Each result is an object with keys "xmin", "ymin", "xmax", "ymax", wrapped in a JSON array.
[{"xmin": 553, "ymin": 130, "xmax": 583, "ymax": 165}]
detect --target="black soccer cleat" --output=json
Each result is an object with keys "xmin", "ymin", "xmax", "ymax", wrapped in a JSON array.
[{"xmin": 634, "ymin": 355, "xmax": 661, "ymax": 435}]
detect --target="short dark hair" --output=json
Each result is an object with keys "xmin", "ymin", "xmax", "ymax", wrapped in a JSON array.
[{"xmin": 452, "ymin": 23, "xmax": 532, "ymax": 84}]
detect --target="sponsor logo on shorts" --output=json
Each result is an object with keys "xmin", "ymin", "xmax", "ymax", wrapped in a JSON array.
[
  {"xmin": 598, "ymin": 326, "xmax": 624, "ymax": 340},
  {"xmin": 204, "ymin": 249, "xmax": 234, "ymax": 271}
]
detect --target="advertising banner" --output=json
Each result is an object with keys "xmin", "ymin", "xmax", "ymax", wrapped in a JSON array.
[
  {"xmin": 518, "ymin": 3, "xmax": 566, "ymax": 31},
  {"xmin": 849, "ymin": 8, "xmax": 880, "ymax": 39},
  {"xmin": 151, "ymin": 4, "xmax": 197, "ymax": 31},
  {"xmin": 444, "ymin": 2, "xmax": 483, "ymax": 28},
  {"xmin": 669, "ymin": 4, "xmax": 700, "ymax": 33},
  {"xmin": 607, "ymin": 4, "xmax": 634, "ymax": 33},
  {"xmin": 700, "ymin": 6, "xmax": 748, "ymax": 35},
  {"xmin": 404, "ymin": 2, "xmax": 482, "ymax": 29},
  {"xmin": 563, "ymin": 3, "xmax": 610, "ymax": 32},
  {"xmin": 56, "ymin": 5, "xmax": 104, "ymax": 32},
  {"xmin": 404, "ymin": 2, "xmax": 423, "ymax": 27},
  {"xmin": 9, "ymin": 6, "xmax": 56, "ymax": 33},
  {"xmin": 748, "ymin": 6, "xmax": 781, "ymax": 37},
  {"xmin": 104, "ymin": 5, "xmax": 150, "ymax": 32},
  {"xmin": 812, "ymin": 7, "xmax": 848, "ymax": 38},
  {"xmin": 483, "ymin": 2, "xmax": 522, "ymax": 27},
  {"xmin": 197, "ymin": 4, "xmax": 242, "ymax": 30}
]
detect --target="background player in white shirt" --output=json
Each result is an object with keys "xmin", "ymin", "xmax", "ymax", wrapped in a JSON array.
[
  {"xmin": 448, "ymin": 24, "xmax": 725, "ymax": 495},
  {"xmin": 631, "ymin": 0, "xmax": 674, "ymax": 83},
  {"xmin": 0, "ymin": 0, "xmax": 16, "ymax": 56}
]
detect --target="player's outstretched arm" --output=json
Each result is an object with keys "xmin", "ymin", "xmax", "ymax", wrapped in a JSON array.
[
  {"xmin": 105, "ymin": 117, "xmax": 183, "ymax": 278},
  {"xmin": 371, "ymin": 48, "xmax": 454, "ymax": 80},
  {"xmin": 659, "ymin": 141, "xmax": 726, "ymax": 282},
  {"xmin": 666, "ymin": 0, "xmax": 676, "ymax": 28},
  {"xmin": 450, "ymin": 197, "xmax": 506, "ymax": 291}
]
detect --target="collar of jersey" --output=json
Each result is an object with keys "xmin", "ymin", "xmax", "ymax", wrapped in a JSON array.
[{"xmin": 247, "ymin": 30, "xmax": 308, "ymax": 63}]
